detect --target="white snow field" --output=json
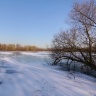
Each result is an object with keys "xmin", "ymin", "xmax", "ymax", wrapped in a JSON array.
[{"xmin": 0, "ymin": 52, "xmax": 95, "ymax": 96}]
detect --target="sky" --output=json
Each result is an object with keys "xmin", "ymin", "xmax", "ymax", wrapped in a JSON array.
[{"xmin": 0, "ymin": 0, "xmax": 82, "ymax": 48}]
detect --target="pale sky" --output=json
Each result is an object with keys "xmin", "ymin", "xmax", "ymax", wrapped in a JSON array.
[{"xmin": 0, "ymin": 0, "xmax": 83, "ymax": 48}]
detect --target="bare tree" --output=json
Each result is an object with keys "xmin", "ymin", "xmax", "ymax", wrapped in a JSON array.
[{"xmin": 51, "ymin": 0, "xmax": 96, "ymax": 74}]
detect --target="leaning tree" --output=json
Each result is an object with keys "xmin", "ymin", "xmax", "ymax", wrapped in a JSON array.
[{"xmin": 51, "ymin": 0, "xmax": 96, "ymax": 73}]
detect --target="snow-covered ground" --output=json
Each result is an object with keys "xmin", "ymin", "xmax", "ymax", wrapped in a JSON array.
[{"xmin": 0, "ymin": 51, "xmax": 95, "ymax": 96}]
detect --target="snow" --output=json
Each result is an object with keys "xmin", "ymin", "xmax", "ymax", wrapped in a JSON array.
[
  {"xmin": 0, "ymin": 51, "xmax": 12, "ymax": 55},
  {"xmin": 0, "ymin": 52, "xmax": 95, "ymax": 96}
]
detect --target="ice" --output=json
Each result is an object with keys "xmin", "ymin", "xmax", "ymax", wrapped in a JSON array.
[
  {"xmin": 0, "ymin": 52, "xmax": 95, "ymax": 96},
  {"xmin": 0, "ymin": 51, "xmax": 12, "ymax": 55}
]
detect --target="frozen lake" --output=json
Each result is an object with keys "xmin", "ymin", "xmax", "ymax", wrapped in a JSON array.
[{"xmin": 0, "ymin": 51, "xmax": 95, "ymax": 96}]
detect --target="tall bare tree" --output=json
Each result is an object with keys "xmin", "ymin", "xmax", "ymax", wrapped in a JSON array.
[{"xmin": 51, "ymin": 0, "xmax": 96, "ymax": 73}]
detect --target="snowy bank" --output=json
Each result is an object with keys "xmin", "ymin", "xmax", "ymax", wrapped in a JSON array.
[{"xmin": 0, "ymin": 52, "xmax": 95, "ymax": 96}]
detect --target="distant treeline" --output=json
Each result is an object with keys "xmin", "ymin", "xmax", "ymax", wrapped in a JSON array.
[
  {"xmin": 2, "ymin": 43, "xmax": 96, "ymax": 52},
  {"xmin": 0, "ymin": 43, "xmax": 50, "ymax": 51}
]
